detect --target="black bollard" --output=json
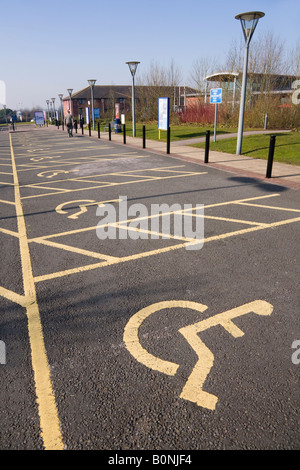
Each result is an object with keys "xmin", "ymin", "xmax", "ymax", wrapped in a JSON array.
[
  {"xmin": 98, "ymin": 122, "xmax": 100, "ymax": 139},
  {"xmin": 204, "ymin": 130, "xmax": 210, "ymax": 163},
  {"xmin": 123, "ymin": 124, "xmax": 126, "ymax": 144},
  {"xmin": 109, "ymin": 122, "xmax": 111, "ymax": 141},
  {"xmin": 266, "ymin": 135, "xmax": 276, "ymax": 178},
  {"xmin": 88, "ymin": 122, "xmax": 91, "ymax": 136},
  {"xmin": 143, "ymin": 125, "xmax": 146, "ymax": 148},
  {"xmin": 167, "ymin": 127, "xmax": 170, "ymax": 154}
]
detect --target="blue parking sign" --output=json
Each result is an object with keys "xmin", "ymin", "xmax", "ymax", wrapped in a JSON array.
[{"xmin": 210, "ymin": 88, "xmax": 222, "ymax": 104}]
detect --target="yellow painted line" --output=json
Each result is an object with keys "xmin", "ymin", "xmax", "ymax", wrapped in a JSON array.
[
  {"xmin": 21, "ymin": 172, "xmax": 207, "ymax": 200},
  {"xmin": 236, "ymin": 202, "xmax": 300, "ymax": 212},
  {"xmin": 32, "ymin": 238, "xmax": 120, "ymax": 262},
  {"xmin": 27, "ymin": 193, "xmax": 286, "ymax": 243},
  {"xmin": 9, "ymin": 133, "xmax": 64, "ymax": 450},
  {"xmin": 204, "ymin": 193, "xmax": 281, "ymax": 209},
  {"xmin": 33, "ymin": 215, "xmax": 300, "ymax": 283},
  {"xmin": 22, "ymin": 185, "xmax": 69, "ymax": 192},
  {"xmin": 21, "ymin": 165, "xmax": 187, "ymax": 187},
  {"xmin": 0, "ymin": 227, "xmax": 19, "ymax": 238},
  {"xmin": 116, "ymin": 222, "xmax": 195, "ymax": 242},
  {"xmin": 0, "ymin": 171, "xmax": 13, "ymax": 175},
  {"xmin": 0, "ymin": 286, "xmax": 28, "ymax": 307},
  {"xmin": 0, "ymin": 199, "xmax": 16, "ymax": 205},
  {"xmin": 186, "ymin": 213, "xmax": 268, "ymax": 227}
]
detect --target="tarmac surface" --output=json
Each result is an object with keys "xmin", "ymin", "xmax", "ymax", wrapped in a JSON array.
[
  {"xmin": 0, "ymin": 124, "xmax": 299, "ymax": 453},
  {"xmin": 75, "ymin": 125, "xmax": 300, "ymax": 190}
]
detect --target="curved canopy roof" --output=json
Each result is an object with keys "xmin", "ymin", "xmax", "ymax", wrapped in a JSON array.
[{"xmin": 204, "ymin": 72, "xmax": 239, "ymax": 82}]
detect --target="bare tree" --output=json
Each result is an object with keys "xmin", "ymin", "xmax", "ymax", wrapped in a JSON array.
[
  {"xmin": 189, "ymin": 56, "xmax": 219, "ymax": 95},
  {"xmin": 136, "ymin": 60, "xmax": 183, "ymax": 119}
]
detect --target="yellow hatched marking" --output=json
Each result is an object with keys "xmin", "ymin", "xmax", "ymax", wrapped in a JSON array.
[
  {"xmin": 8, "ymin": 133, "xmax": 64, "ymax": 450},
  {"xmin": 21, "ymin": 172, "xmax": 207, "ymax": 200},
  {"xmin": 32, "ymin": 208, "xmax": 300, "ymax": 283}
]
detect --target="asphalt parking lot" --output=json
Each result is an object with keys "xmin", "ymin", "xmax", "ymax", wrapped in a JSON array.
[{"xmin": 0, "ymin": 127, "xmax": 299, "ymax": 452}]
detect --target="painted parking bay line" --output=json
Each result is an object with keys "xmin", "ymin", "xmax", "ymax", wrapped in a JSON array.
[{"xmin": 8, "ymin": 133, "xmax": 64, "ymax": 450}]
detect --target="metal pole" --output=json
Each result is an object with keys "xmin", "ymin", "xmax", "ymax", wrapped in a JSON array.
[
  {"xmin": 236, "ymin": 43, "xmax": 249, "ymax": 154},
  {"xmin": 98, "ymin": 122, "xmax": 100, "ymax": 139},
  {"xmin": 205, "ymin": 130, "xmax": 210, "ymax": 163},
  {"xmin": 266, "ymin": 135, "xmax": 276, "ymax": 178},
  {"xmin": 91, "ymin": 85, "xmax": 95, "ymax": 130},
  {"xmin": 214, "ymin": 104, "xmax": 218, "ymax": 142},
  {"xmin": 123, "ymin": 124, "xmax": 126, "ymax": 144},
  {"xmin": 109, "ymin": 122, "xmax": 111, "ymax": 141},
  {"xmin": 132, "ymin": 74, "xmax": 136, "ymax": 137}
]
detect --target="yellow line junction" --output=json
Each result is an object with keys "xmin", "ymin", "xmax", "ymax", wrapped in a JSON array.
[{"xmin": 0, "ymin": 127, "xmax": 299, "ymax": 450}]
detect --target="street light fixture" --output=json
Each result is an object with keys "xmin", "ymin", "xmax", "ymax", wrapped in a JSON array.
[
  {"xmin": 67, "ymin": 88, "xmax": 73, "ymax": 116},
  {"xmin": 235, "ymin": 11, "xmax": 265, "ymax": 155},
  {"xmin": 126, "ymin": 61, "xmax": 140, "ymax": 137},
  {"xmin": 88, "ymin": 79, "xmax": 97, "ymax": 130},
  {"xmin": 58, "ymin": 94, "xmax": 64, "ymax": 125},
  {"xmin": 51, "ymin": 98, "xmax": 56, "ymax": 122}
]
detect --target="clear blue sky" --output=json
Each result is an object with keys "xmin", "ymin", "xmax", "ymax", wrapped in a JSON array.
[{"xmin": 1, "ymin": 0, "xmax": 299, "ymax": 110}]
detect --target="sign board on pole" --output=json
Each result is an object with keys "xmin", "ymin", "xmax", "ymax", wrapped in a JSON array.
[
  {"xmin": 94, "ymin": 108, "xmax": 100, "ymax": 119},
  {"xmin": 158, "ymin": 97, "xmax": 170, "ymax": 130},
  {"xmin": 210, "ymin": 88, "xmax": 222, "ymax": 104},
  {"xmin": 34, "ymin": 111, "xmax": 45, "ymax": 126},
  {"xmin": 115, "ymin": 103, "xmax": 120, "ymax": 119},
  {"xmin": 85, "ymin": 107, "xmax": 90, "ymax": 124}
]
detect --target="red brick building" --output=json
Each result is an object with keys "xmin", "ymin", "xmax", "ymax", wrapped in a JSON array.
[{"xmin": 62, "ymin": 85, "xmax": 198, "ymax": 122}]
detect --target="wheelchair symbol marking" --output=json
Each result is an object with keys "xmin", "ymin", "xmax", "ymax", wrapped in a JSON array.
[
  {"xmin": 123, "ymin": 300, "xmax": 273, "ymax": 410},
  {"xmin": 55, "ymin": 198, "xmax": 120, "ymax": 219}
]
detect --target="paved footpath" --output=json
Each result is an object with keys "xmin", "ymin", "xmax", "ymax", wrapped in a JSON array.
[{"xmin": 63, "ymin": 126, "xmax": 299, "ymax": 190}]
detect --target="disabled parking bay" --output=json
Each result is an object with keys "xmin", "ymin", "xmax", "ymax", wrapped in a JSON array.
[{"xmin": 0, "ymin": 127, "xmax": 299, "ymax": 451}]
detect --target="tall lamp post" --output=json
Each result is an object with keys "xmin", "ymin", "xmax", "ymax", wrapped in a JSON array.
[
  {"xmin": 88, "ymin": 79, "xmax": 97, "ymax": 130},
  {"xmin": 235, "ymin": 11, "xmax": 264, "ymax": 155},
  {"xmin": 46, "ymin": 100, "xmax": 50, "ymax": 121},
  {"xmin": 49, "ymin": 100, "xmax": 53, "ymax": 121},
  {"xmin": 67, "ymin": 88, "xmax": 73, "ymax": 116},
  {"xmin": 52, "ymin": 98, "xmax": 56, "ymax": 122},
  {"xmin": 58, "ymin": 94, "xmax": 64, "ymax": 125},
  {"xmin": 126, "ymin": 61, "xmax": 140, "ymax": 137}
]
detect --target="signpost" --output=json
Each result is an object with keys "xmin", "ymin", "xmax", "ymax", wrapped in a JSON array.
[
  {"xmin": 210, "ymin": 88, "xmax": 222, "ymax": 142},
  {"xmin": 34, "ymin": 111, "xmax": 44, "ymax": 126},
  {"xmin": 158, "ymin": 97, "xmax": 170, "ymax": 139}
]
